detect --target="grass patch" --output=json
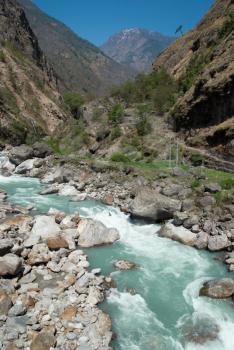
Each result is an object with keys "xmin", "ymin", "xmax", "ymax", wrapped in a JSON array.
[
  {"xmin": 219, "ymin": 11, "xmax": 234, "ymax": 38},
  {"xmin": 111, "ymin": 152, "xmax": 130, "ymax": 163}
]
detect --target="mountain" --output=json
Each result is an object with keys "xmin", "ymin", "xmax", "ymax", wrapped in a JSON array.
[
  {"xmin": 153, "ymin": 0, "xmax": 234, "ymax": 161},
  {"xmin": 0, "ymin": 0, "xmax": 69, "ymax": 145},
  {"xmin": 101, "ymin": 28, "xmax": 175, "ymax": 72},
  {"xmin": 17, "ymin": 0, "xmax": 136, "ymax": 96}
]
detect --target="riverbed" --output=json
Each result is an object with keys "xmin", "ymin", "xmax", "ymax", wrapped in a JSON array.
[{"xmin": 0, "ymin": 174, "xmax": 234, "ymax": 350}]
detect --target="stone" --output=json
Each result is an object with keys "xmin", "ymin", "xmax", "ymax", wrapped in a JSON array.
[
  {"xmin": 204, "ymin": 182, "xmax": 221, "ymax": 193},
  {"xmin": 10, "ymin": 145, "xmax": 33, "ymax": 165},
  {"xmin": 159, "ymin": 223, "xmax": 197, "ymax": 246},
  {"xmin": 198, "ymin": 196, "xmax": 216, "ymax": 208},
  {"xmin": 0, "ymin": 254, "xmax": 22, "ymax": 276},
  {"xmin": 60, "ymin": 305, "xmax": 77, "ymax": 321},
  {"xmin": 162, "ymin": 184, "xmax": 184, "ymax": 197},
  {"xmin": 200, "ymin": 278, "xmax": 234, "ymax": 299},
  {"xmin": 77, "ymin": 219, "xmax": 120, "ymax": 248},
  {"xmin": 15, "ymin": 159, "xmax": 42, "ymax": 174},
  {"xmin": 33, "ymin": 142, "xmax": 52, "ymax": 158},
  {"xmin": 31, "ymin": 215, "xmax": 61, "ymax": 241},
  {"xmin": 8, "ymin": 303, "xmax": 27, "ymax": 317},
  {"xmin": 28, "ymin": 244, "xmax": 51, "ymax": 265},
  {"xmin": 208, "ymin": 235, "xmax": 231, "ymax": 251},
  {"xmin": 129, "ymin": 187, "xmax": 181, "ymax": 222},
  {"xmin": 46, "ymin": 236, "xmax": 69, "ymax": 250},
  {"xmin": 30, "ymin": 330, "xmax": 56, "ymax": 350},
  {"xmin": 0, "ymin": 239, "xmax": 13, "ymax": 256},
  {"xmin": 114, "ymin": 260, "xmax": 138, "ymax": 270},
  {"xmin": 173, "ymin": 212, "xmax": 188, "ymax": 226},
  {"xmin": 0, "ymin": 289, "xmax": 12, "ymax": 315},
  {"xmin": 183, "ymin": 215, "xmax": 199, "ymax": 229},
  {"xmin": 86, "ymin": 287, "xmax": 103, "ymax": 306},
  {"xmin": 0, "ymin": 156, "xmax": 16, "ymax": 174},
  {"xmin": 59, "ymin": 185, "xmax": 79, "ymax": 197},
  {"xmin": 195, "ymin": 231, "xmax": 209, "ymax": 249}
]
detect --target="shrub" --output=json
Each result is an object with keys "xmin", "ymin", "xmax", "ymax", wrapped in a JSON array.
[
  {"xmin": 108, "ymin": 104, "xmax": 124, "ymax": 124},
  {"xmin": 47, "ymin": 137, "xmax": 61, "ymax": 154},
  {"xmin": 111, "ymin": 126, "xmax": 122, "ymax": 140},
  {"xmin": 0, "ymin": 50, "xmax": 6, "ymax": 63},
  {"xmin": 136, "ymin": 117, "xmax": 152, "ymax": 136},
  {"xmin": 190, "ymin": 153, "xmax": 204, "ymax": 166},
  {"xmin": 96, "ymin": 128, "xmax": 110, "ymax": 142},
  {"xmin": 63, "ymin": 92, "xmax": 84, "ymax": 118},
  {"xmin": 111, "ymin": 152, "xmax": 130, "ymax": 163},
  {"xmin": 92, "ymin": 108, "xmax": 103, "ymax": 121},
  {"xmin": 191, "ymin": 179, "xmax": 201, "ymax": 189},
  {"xmin": 219, "ymin": 11, "xmax": 234, "ymax": 38}
]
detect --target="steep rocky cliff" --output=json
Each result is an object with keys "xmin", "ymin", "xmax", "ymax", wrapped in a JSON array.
[
  {"xmin": 18, "ymin": 0, "xmax": 136, "ymax": 97},
  {"xmin": 101, "ymin": 28, "xmax": 174, "ymax": 72},
  {"xmin": 0, "ymin": 0, "xmax": 69, "ymax": 145},
  {"xmin": 153, "ymin": 0, "xmax": 234, "ymax": 161}
]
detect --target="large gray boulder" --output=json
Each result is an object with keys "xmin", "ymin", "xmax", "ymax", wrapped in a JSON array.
[
  {"xmin": 130, "ymin": 187, "xmax": 181, "ymax": 222},
  {"xmin": 9, "ymin": 145, "xmax": 34, "ymax": 165},
  {"xmin": 77, "ymin": 219, "xmax": 120, "ymax": 247},
  {"xmin": 208, "ymin": 235, "xmax": 231, "ymax": 251},
  {"xmin": 200, "ymin": 278, "xmax": 234, "ymax": 299},
  {"xmin": 159, "ymin": 223, "xmax": 197, "ymax": 246},
  {"xmin": 15, "ymin": 158, "xmax": 43, "ymax": 174}
]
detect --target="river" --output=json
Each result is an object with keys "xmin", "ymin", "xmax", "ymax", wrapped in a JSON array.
[{"xmin": 0, "ymin": 174, "xmax": 234, "ymax": 350}]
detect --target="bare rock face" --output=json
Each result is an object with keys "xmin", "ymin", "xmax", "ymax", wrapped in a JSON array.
[
  {"xmin": 200, "ymin": 278, "xmax": 234, "ymax": 299},
  {"xmin": 77, "ymin": 219, "xmax": 120, "ymax": 248},
  {"xmin": 159, "ymin": 223, "xmax": 197, "ymax": 246},
  {"xmin": 130, "ymin": 187, "xmax": 181, "ymax": 222},
  {"xmin": 153, "ymin": 0, "xmax": 234, "ymax": 160}
]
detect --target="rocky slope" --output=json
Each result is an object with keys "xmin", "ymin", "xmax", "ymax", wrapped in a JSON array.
[
  {"xmin": 18, "ymin": 0, "xmax": 136, "ymax": 96},
  {"xmin": 153, "ymin": 0, "xmax": 234, "ymax": 161},
  {"xmin": 101, "ymin": 28, "xmax": 174, "ymax": 72},
  {"xmin": 0, "ymin": 0, "xmax": 69, "ymax": 145}
]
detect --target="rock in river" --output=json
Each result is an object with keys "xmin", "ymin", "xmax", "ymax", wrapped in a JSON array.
[
  {"xmin": 159, "ymin": 223, "xmax": 197, "ymax": 246},
  {"xmin": 208, "ymin": 235, "xmax": 231, "ymax": 251},
  {"xmin": 77, "ymin": 219, "xmax": 120, "ymax": 247},
  {"xmin": 114, "ymin": 260, "xmax": 138, "ymax": 270},
  {"xmin": 200, "ymin": 278, "xmax": 234, "ymax": 299},
  {"xmin": 129, "ymin": 187, "xmax": 181, "ymax": 222}
]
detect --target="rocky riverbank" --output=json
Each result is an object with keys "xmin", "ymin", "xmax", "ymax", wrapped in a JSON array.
[{"xmin": 0, "ymin": 143, "xmax": 234, "ymax": 349}]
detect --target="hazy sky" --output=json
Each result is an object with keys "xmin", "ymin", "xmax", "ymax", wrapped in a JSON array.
[{"xmin": 32, "ymin": 0, "xmax": 214, "ymax": 46}]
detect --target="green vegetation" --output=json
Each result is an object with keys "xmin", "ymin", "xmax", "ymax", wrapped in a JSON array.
[
  {"xmin": 47, "ymin": 137, "xmax": 61, "ymax": 154},
  {"xmin": 220, "ymin": 178, "xmax": 234, "ymax": 190},
  {"xmin": 3, "ymin": 41, "xmax": 26, "ymax": 63},
  {"xmin": 136, "ymin": 116, "xmax": 152, "ymax": 136},
  {"xmin": 92, "ymin": 108, "xmax": 103, "ymax": 121},
  {"xmin": 0, "ymin": 50, "xmax": 6, "ymax": 63},
  {"xmin": 191, "ymin": 179, "xmax": 201, "ymax": 189},
  {"xmin": 108, "ymin": 103, "xmax": 124, "ymax": 124},
  {"xmin": 111, "ymin": 126, "xmax": 122, "ymax": 140},
  {"xmin": 63, "ymin": 92, "xmax": 85, "ymax": 118},
  {"xmin": 0, "ymin": 86, "xmax": 19, "ymax": 114},
  {"xmin": 179, "ymin": 50, "xmax": 213, "ymax": 93},
  {"xmin": 111, "ymin": 70, "xmax": 178, "ymax": 113},
  {"xmin": 219, "ymin": 11, "xmax": 234, "ymax": 38},
  {"xmin": 96, "ymin": 127, "xmax": 110, "ymax": 142},
  {"xmin": 111, "ymin": 152, "xmax": 130, "ymax": 163},
  {"xmin": 190, "ymin": 153, "xmax": 204, "ymax": 166}
]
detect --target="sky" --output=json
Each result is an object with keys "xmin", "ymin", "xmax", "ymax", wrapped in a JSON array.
[{"xmin": 32, "ymin": 0, "xmax": 214, "ymax": 46}]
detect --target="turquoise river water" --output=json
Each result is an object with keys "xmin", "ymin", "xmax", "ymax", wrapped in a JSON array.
[{"xmin": 0, "ymin": 174, "xmax": 234, "ymax": 350}]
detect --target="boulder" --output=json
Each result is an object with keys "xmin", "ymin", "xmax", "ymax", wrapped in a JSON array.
[
  {"xmin": 77, "ymin": 219, "xmax": 120, "ymax": 247},
  {"xmin": 31, "ymin": 215, "xmax": 61, "ymax": 241},
  {"xmin": 204, "ymin": 182, "xmax": 221, "ymax": 193},
  {"xmin": 46, "ymin": 236, "xmax": 69, "ymax": 250},
  {"xmin": 130, "ymin": 187, "xmax": 181, "ymax": 222},
  {"xmin": 28, "ymin": 244, "xmax": 51, "ymax": 265},
  {"xmin": 200, "ymin": 278, "xmax": 234, "ymax": 299},
  {"xmin": 195, "ymin": 231, "xmax": 209, "ymax": 250},
  {"xmin": 0, "ymin": 156, "xmax": 15, "ymax": 174},
  {"xmin": 15, "ymin": 159, "xmax": 42, "ymax": 174},
  {"xmin": 0, "ymin": 254, "xmax": 22, "ymax": 276},
  {"xmin": 114, "ymin": 260, "xmax": 138, "ymax": 270},
  {"xmin": 59, "ymin": 185, "xmax": 79, "ymax": 197},
  {"xmin": 159, "ymin": 223, "xmax": 197, "ymax": 246},
  {"xmin": 30, "ymin": 330, "xmax": 56, "ymax": 350},
  {"xmin": 10, "ymin": 145, "xmax": 33, "ymax": 165},
  {"xmin": 198, "ymin": 196, "xmax": 216, "ymax": 208},
  {"xmin": 162, "ymin": 184, "xmax": 184, "ymax": 197},
  {"xmin": 183, "ymin": 215, "xmax": 199, "ymax": 229},
  {"xmin": 32, "ymin": 142, "xmax": 52, "ymax": 158},
  {"xmin": 208, "ymin": 235, "xmax": 231, "ymax": 251},
  {"xmin": 0, "ymin": 239, "xmax": 13, "ymax": 256},
  {"xmin": 0, "ymin": 289, "xmax": 12, "ymax": 315}
]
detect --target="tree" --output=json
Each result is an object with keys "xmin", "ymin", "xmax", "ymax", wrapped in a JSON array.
[{"xmin": 63, "ymin": 92, "xmax": 84, "ymax": 118}]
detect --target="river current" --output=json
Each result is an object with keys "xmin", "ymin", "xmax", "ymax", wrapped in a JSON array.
[{"xmin": 0, "ymin": 174, "xmax": 234, "ymax": 350}]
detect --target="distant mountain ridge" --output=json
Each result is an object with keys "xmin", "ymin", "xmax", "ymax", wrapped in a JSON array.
[
  {"xmin": 101, "ymin": 28, "xmax": 175, "ymax": 72},
  {"xmin": 17, "ymin": 0, "xmax": 136, "ymax": 96}
]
